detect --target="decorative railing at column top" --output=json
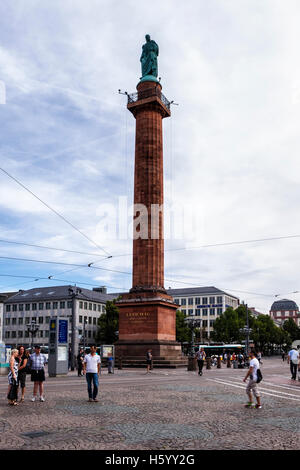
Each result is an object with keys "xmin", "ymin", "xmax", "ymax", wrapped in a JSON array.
[{"xmin": 127, "ymin": 88, "xmax": 171, "ymax": 111}]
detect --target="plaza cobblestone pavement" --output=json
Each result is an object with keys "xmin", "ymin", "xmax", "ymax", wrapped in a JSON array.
[{"xmin": 0, "ymin": 357, "xmax": 299, "ymax": 450}]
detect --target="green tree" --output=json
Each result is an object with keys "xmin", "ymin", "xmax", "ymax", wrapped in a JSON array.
[
  {"xmin": 211, "ymin": 305, "xmax": 254, "ymax": 343},
  {"xmin": 95, "ymin": 300, "xmax": 119, "ymax": 344},
  {"xmin": 282, "ymin": 318, "xmax": 300, "ymax": 342},
  {"xmin": 176, "ymin": 310, "xmax": 192, "ymax": 343}
]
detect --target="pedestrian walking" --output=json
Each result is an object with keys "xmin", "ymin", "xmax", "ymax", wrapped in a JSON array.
[
  {"xmin": 282, "ymin": 351, "xmax": 286, "ymax": 362},
  {"xmin": 7, "ymin": 349, "xmax": 19, "ymax": 406},
  {"xmin": 107, "ymin": 353, "xmax": 113, "ymax": 374},
  {"xmin": 243, "ymin": 350, "xmax": 262, "ymax": 409},
  {"xmin": 16, "ymin": 346, "xmax": 29, "ymax": 402},
  {"xmin": 146, "ymin": 349, "xmax": 152, "ymax": 373},
  {"xmin": 77, "ymin": 348, "xmax": 84, "ymax": 376},
  {"xmin": 29, "ymin": 345, "xmax": 47, "ymax": 402},
  {"xmin": 83, "ymin": 345, "xmax": 101, "ymax": 402},
  {"xmin": 287, "ymin": 347, "xmax": 299, "ymax": 380},
  {"xmin": 195, "ymin": 348, "xmax": 206, "ymax": 376}
]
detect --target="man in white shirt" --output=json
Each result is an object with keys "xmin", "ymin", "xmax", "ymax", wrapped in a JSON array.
[
  {"xmin": 83, "ymin": 345, "xmax": 101, "ymax": 402},
  {"xmin": 243, "ymin": 350, "xmax": 261, "ymax": 409},
  {"xmin": 287, "ymin": 347, "xmax": 299, "ymax": 381}
]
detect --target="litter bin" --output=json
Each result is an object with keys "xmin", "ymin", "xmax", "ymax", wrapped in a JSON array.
[{"xmin": 188, "ymin": 356, "xmax": 197, "ymax": 371}]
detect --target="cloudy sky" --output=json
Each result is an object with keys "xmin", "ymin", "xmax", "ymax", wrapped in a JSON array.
[{"xmin": 0, "ymin": 0, "xmax": 300, "ymax": 314}]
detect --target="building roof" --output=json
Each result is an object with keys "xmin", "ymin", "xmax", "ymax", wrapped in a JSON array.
[
  {"xmin": 166, "ymin": 286, "xmax": 239, "ymax": 300},
  {"xmin": 0, "ymin": 292, "xmax": 18, "ymax": 302},
  {"xmin": 2, "ymin": 285, "xmax": 116, "ymax": 304},
  {"xmin": 270, "ymin": 299, "xmax": 299, "ymax": 312}
]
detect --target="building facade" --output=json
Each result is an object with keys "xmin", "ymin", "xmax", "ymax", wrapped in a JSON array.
[
  {"xmin": 2, "ymin": 285, "xmax": 115, "ymax": 349},
  {"xmin": 166, "ymin": 286, "xmax": 240, "ymax": 339},
  {"xmin": 269, "ymin": 299, "xmax": 300, "ymax": 326}
]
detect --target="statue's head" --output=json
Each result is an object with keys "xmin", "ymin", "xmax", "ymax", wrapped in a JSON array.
[{"xmin": 145, "ymin": 34, "xmax": 150, "ymax": 42}]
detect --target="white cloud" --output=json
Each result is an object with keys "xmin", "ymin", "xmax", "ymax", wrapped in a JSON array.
[{"xmin": 0, "ymin": 0, "xmax": 300, "ymax": 313}]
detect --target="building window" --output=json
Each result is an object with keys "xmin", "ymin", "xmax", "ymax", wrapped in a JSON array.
[
  {"xmin": 38, "ymin": 317, "xmax": 44, "ymax": 324},
  {"xmin": 46, "ymin": 302, "xmax": 51, "ymax": 310},
  {"xmin": 32, "ymin": 317, "xmax": 37, "ymax": 323},
  {"xmin": 25, "ymin": 331, "xmax": 29, "ymax": 338},
  {"xmin": 84, "ymin": 302, "xmax": 88, "ymax": 310},
  {"xmin": 202, "ymin": 320, "xmax": 208, "ymax": 327},
  {"xmin": 195, "ymin": 309, "xmax": 201, "ymax": 316},
  {"xmin": 203, "ymin": 309, "xmax": 208, "ymax": 316},
  {"xmin": 18, "ymin": 318, "xmax": 23, "ymax": 325},
  {"xmin": 88, "ymin": 331, "xmax": 91, "ymax": 338},
  {"xmin": 18, "ymin": 331, "xmax": 23, "ymax": 338},
  {"xmin": 89, "ymin": 317, "xmax": 92, "ymax": 325},
  {"xmin": 202, "ymin": 298, "xmax": 208, "ymax": 305},
  {"xmin": 210, "ymin": 308, "xmax": 215, "ymax": 315},
  {"xmin": 209, "ymin": 297, "xmax": 215, "ymax": 304},
  {"xmin": 12, "ymin": 305, "xmax": 17, "ymax": 312},
  {"xmin": 40, "ymin": 331, "xmax": 44, "ymax": 338},
  {"xmin": 12, "ymin": 318, "xmax": 17, "ymax": 325},
  {"xmin": 5, "ymin": 318, "xmax": 10, "ymax": 325},
  {"xmin": 93, "ymin": 317, "xmax": 96, "ymax": 325},
  {"xmin": 217, "ymin": 308, "xmax": 222, "ymax": 315},
  {"xmin": 6, "ymin": 305, "xmax": 11, "ymax": 312},
  {"xmin": 39, "ymin": 303, "xmax": 44, "ymax": 310},
  {"xmin": 67, "ymin": 301, "xmax": 72, "ymax": 309},
  {"xmin": 79, "ymin": 301, "xmax": 83, "ymax": 309},
  {"xmin": 32, "ymin": 303, "xmax": 37, "ymax": 311},
  {"xmin": 188, "ymin": 309, "xmax": 194, "ymax": 315},
  {"xmin": 180, "ymin": 298, "xmax": 186, "ymax": 306},
  {"xmin": 19, "ymin": 304, "xmax": 24, "ymax": 311},
  {"xmin": 210, "ymin": 320, "xmax": 214, "ymax": 327},
  {"xmin": 195, "ymin": 298, "xmax": 201, "ymax": 305},
  {"xmin": 174, "ymin": 299, "xmax": 179, "ymax": 305},
  {"xmin": 12, "ymin": 331, "xmax": 16, "ymax": 338},
  {"xmin": 25, "ymin": 304, "xmax": 30, "ymax": 311},
  {"xmin": 25, "ymin": 317, "xmax": 30, "ymax": 324},
  {"xmin": 188, "ymin": 298, "xmax": 193, "ymax": 305},
  {"xmin": 102, "ymin": 306, "xmax": 106, "ymax": 313},
  {"xmin": 79, "ymin": 316, "xmax": 83, "ymax": 323},
  {"xmin": 60, "ymin": 302, "xmax": 65, "ymax": 309},
  {"xmin": 89, "ymin": 303, "xmax": 92, "ymax": 310},
  {"xmin": 5, "ymin": 331, "xmax": 10, "ymax": 338},
  {"xmin": 98, "ymin": 305, "xmax": 101, "ymax": 312},
  {"xmin": 217, "ymin": 296, "xmax": 222, "ymax": 304},
  {"xmin": 53, "ymin": 302, "xmax": 58, "ymax": 309},
  {"xmin": 45, "ymin": 317, "xmax": 50, "ymax": 324},
  {"xmin": 45, "ymin": 331, "xmax": 49, "ymax": 337}
]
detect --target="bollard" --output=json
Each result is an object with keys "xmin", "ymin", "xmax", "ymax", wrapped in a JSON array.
[
  {"xmin": 206, "ymin": 357, "xmax": 211, "ymax": 369},
  {"xmin": 188, "ymin": 356, "xmax": 197, "ymax": 371},
  {"xmin": 217, "ymin": 356, "xmax": 221, "ymax": 369}
]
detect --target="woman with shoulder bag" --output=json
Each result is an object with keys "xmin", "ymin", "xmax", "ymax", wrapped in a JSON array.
[
  {"xmin": 7, "ymin": 349, "xmax": 19, "ymax": 406},
  {"xmin": 16, "ymin": 346, "xmax": 29, "ymax": 402}
]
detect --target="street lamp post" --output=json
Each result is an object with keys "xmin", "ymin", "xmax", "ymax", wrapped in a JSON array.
[
  {"xmin": 26, "ymin": 321, "xmax": 40, "ymax": 351},
  {"xmin": 68, "ymin": 287, "xmax": 82, "ymax": 371}
]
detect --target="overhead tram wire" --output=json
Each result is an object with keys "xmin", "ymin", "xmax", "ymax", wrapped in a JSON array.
[
  {"xmin": 0, "ymin": 273, "xmax": 127, "ymax": 291},
  {"xmin": 0, "ymin": 167, "xmax": 112, "ymax": 258},
  {"xmin": 0, "ymin": 255, "xmax": 131, "ymax": 275},
  {"xmin": 0, "ymin": 239, "xmax": 110, "ymax": 258}
]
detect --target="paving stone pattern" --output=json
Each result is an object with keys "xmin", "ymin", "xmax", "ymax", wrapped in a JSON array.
[{"xmin": 0, "ymin": 357, "xmax": 299, "ymax": 450}]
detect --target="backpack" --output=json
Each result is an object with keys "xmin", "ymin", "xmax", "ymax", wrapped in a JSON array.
[{"xmin": 256, "ymin": 368, "xmax": 263, "ymax": 383}]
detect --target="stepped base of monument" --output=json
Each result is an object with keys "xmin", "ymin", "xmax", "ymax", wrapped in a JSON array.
[
  {"xmin": 115, "ymin": 340, "xmax": 187, "ymax": 368},
  {"xmin": 116, "ymin": 356, "xmax": 188, "ymax": 369}
]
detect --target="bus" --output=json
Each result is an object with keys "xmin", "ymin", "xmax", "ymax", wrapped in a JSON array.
[{"xmin": 196, "ymin": 344, "xmax": 245, "ymax": 358}]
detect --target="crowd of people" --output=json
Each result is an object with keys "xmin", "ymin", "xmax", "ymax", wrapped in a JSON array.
[{"xmin": 5, "ymin": 343, "xmax": 300, "ymax": 409}]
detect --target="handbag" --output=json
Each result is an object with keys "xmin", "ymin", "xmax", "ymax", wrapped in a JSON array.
[
  {"xmin": 7, "ymin": 379, "xmax": 18, "ymax": 401},
  {"xmin": 256, "ymin": 368, "xmax": 263, "ymax": 383}
]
